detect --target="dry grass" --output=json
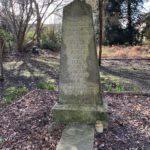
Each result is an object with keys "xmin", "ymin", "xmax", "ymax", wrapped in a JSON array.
[{"xmin": 98, "ymin": 45, "xmax": 150, "ymax": 58}]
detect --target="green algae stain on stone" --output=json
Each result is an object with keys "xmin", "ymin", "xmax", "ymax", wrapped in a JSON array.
[
  {"xmin": 59, "ymin": 0, "xmax": 101, "ymax": 105},
  {"xmin": 53, "ymin": 0, "xmax": 107, "ymax": 125}
]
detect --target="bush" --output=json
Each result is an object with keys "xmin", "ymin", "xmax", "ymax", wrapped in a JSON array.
[
  {"xmin": 36, "ymin": 80, "xmax": 56, "ymax": 90},
  {"xmin": 143, "ymin": 13, "xmax": 150, "ymax": 40},
  {"xmin": 0, "ymin": 29, "xmax": 11, "ymax": 41},
  {"xmin": 0, "ymin": 29, "xmax": 13, "ymax": 48},
  {"xmin": 104, "ymin": 24, "xmax": 141, "ymax": 45},
  {"xmin": 25, "ymin": 31, "xmax": 35, "ymax": 42},
  {"xmin": 41, "ymin": 30, "xmax": 61, "ymax": 51}
]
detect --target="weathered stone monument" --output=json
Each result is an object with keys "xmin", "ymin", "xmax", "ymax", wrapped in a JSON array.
[{"xmin": 53, "ymin": 0, "xmax": 107, "ymax": 127}]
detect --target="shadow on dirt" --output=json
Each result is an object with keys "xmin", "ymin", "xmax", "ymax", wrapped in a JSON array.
[
  {"xmin": 1, "ymin": 57, "xmax": 59, "ymax": 90},
  {"xmin": 100, "ymin": 60, "xmax": 150, "ymax": 93}
]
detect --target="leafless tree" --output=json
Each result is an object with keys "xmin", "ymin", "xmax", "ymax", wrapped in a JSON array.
[
  {"xmin": 0, "ymin": 39, "xmax": 4, "ymax": 81},
  {"xmin": 30, "ymin": 0, "xmax": 70, "ymax": 46},
  {"xmin": 0, "ymin": 0, "xmax": 34, "ymax": 52},
  {"xmin": 0, "ymin": 38, "xmax": 4, "ymax": 101},
  {"xmin": 0, "ymin": 0, "xmax": 68, "ymax": 51},
  {"xmin": 98, "ymin": 0, "xmax": 104, "ymax": 66}
]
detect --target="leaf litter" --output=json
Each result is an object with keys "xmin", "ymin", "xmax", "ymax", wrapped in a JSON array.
[{"xmin": 0, "ymin": 90, "xmax": 149, "ymax": 150}]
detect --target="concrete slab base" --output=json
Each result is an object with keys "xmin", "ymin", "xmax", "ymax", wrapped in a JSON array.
[{"xmin": 56, "ymin": 124, "xmax": 94, "ymax": 150}]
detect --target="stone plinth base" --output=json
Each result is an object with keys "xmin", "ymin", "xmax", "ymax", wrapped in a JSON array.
[
  {"xmin": 56, "ymin": 124, "xmax": 94, "ymax": 150},
  {"xmin": 52, "ymin": 103, "xmax": 108, "ymax": 128}
]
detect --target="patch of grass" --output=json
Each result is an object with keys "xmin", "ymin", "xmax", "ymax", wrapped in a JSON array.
[
  {"xmin": 114, "ymin": 84, "xmax": 125, "ymax": 92},
  {"xmin": 19, "ymin": 70, "xmax": 47, "ymax": 78},
  {"xmin": 3, "ymin": 86, "xmax": 28, "ymax": 105},
  {"xmin": 20, "ymin": 70, "xmax": 32, "ymax": 77},
  {"xmin": 101, "ymin": 45, "xmax": 150, "ymax": 58},
  {"xmin": 101, "ymin": 79, "xmax": 125, "ymax": 92},
  {"xmin": 36, "ymin": 79, "xmax": 56, "ymax": 90},
  {"xmin": 101, "ymin": 74, "xmax": 140, "ymax": 92}
]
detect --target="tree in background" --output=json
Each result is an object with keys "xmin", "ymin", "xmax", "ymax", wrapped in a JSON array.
[
  {"xmin": 0, "ymin": 38, "xmax": 4, "ymax": 81},
  {"xmin": 143, "ymin": 12, "xmax": 150, "ymax": 40},
  {"xmin": 0, "ymin": 36, "xmax": 4, "ymax": 100},
  {"xmin": 0, "ymin": 30, "xmax": 5, "ymax": 81},
  {"xmin": 0, "ymin": 27, "xmax": 13, "ymax": 80},
  {"xmin": 104, "ymin": 0, "xmax": 123, "ymax": 45},
  {"xmin": 31, "ymin": 0, "xmax": 66, "ymax": 46},
  {"xmin": 0, "ymin": 0, "xmax": 34, "ymax": 52},
  {"xmin": 121, "ymin": 0, "xmax": 144, "ymax": 45},
  {"xmin": 86, "ymin": 0, "xmax": 106, "ymax": 65},
  {"xmin": 98, "ymin": 0, "xmax": 104, "ymax": 66},
  {"xmin": 104, "ymin": 0, "xmax": 144, "ymax": 45},
  {"xmin": 0, "ymin": 0, "xmax": 67, "ymax": 52}
]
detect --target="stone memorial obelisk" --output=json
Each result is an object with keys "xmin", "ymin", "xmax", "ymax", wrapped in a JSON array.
[{"xmin": 53, "ymin": 0, "xmax": 107, "ymax": 127}]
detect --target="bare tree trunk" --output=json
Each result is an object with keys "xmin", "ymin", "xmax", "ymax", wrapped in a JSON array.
[
  {"xmin": 32, "ymin": 0, "xmax": 41, "ymax": 46},
  {"xmin": 17, "ymin": 33, "xmax": 26, "ymax": 52},
  {"xmin": 36, "ymin": 17, "xmax": 42, "ymax": 46},
  {"xmin": 0, "ymin": 40, "xmax": 4, "ymax": 81},
  {"xmin": 0, "ymin": 40, "xmax": 4, "ymax": 101},
  {"xmin": 99, "ymin": 0, "xmax": 103, "ymax": 66},
  {"xmin": 31, "ymin": 0, "xmax": 65, "ymax": 47},
  {"xmin": 127, "ymin": 0, "xmax": 133, "ymax": 45}
]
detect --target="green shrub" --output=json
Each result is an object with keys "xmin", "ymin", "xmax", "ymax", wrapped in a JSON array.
[
  {"xmin": 36, "ymin": 80, "xmax": 56, "ymax": 90},
  {"xmin": 41, "ymin": 30, "xmax": 61, "ymax": 51},
  {"xmin": 101, "ymin": 77, "xmax": 125, "ymax": 92},
  {"xmin": 4, "ymin": 86, "xmax": 28, "ymax": 104},
  {"xmin": 25, "ymin": 31, "xmax": 35, "ymax": 41},
  {"xmin": 0, "ymin": 29, "xmax": 13, "ymax": 49},
  {"xmin": 115, "ymin": 85, "xmax": 125, "ymax": 92},
  {"xmin": 0, "ymin": 29, "xmax": 12, "ymax": 41}
]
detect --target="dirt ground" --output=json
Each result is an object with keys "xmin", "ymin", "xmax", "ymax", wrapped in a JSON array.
[
  {"xmin": 0, "ymin": 90, "xmax": 149, "ymax": 150},
  {"xmin": 0, "ymin": 49, "xmax": 149, "ymax": 149},
  {"xmin": 0, "ymin": 50, "xmax": 150, "ymax": 95},
  {"xmin": 0, "ymin": 90, "xmax": 62, "ymax": 150},
  {"xmin": 101, "ymin": 59, "xmax": 150, "ymax": 93},
  {"xmin": 1, "ymin": 51, "xmax": 60, "ymax": 91},
  {"xmin": 94, "ymin": 93, "xmax": 150, "ymax": 150}
]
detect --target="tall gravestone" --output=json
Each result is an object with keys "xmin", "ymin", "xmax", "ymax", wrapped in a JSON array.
[{"xmin": 53, "ymin": 0, "xmax": 107, "ymax": 127}]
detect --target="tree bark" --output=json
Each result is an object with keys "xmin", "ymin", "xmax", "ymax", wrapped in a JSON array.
[
  {"xmin": 99, "ymin": 0, "xmax": 103, "ymax": 66},
  {"xmin": 17, "ymin": 36, "xmax": 25, "ymax": 52},
  {"xmin": 127, "ymin": 0, "xmax": 133, "ymax": 45},
  {"xmin": 33, "ymin": 0, "xmax": 41, "ymax": 46},
  {"xmin": 1, "ymin": 0, "xmax": 34, "ymax": 52},
  {"xmin": 36, "ymin": 17, "xmax": 42, "ymax": 46},
  {"xmin": 0, "ymin": 40, "xmax": 4, "ymax": 81}
]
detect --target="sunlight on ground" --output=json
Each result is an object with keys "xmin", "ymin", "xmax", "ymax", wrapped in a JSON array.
[
  {"xmin": 101, "ymin": 46, "xmax": 150, "ymax": 58},
  {"xmin": 2, "ymin": 50, "xmax": 149, "ymax": 105},
  {"xmin": 4, "ymin": 61, "xmax": 24, "ymax": 70},
  {"xmin": 101, "ymin": 73, "xmax": 140, "ymax": 92}
]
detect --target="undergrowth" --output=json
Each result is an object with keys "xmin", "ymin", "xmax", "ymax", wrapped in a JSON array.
[
  {"xmin": 3, "ymin": 86, "xmax": 28, "ymax": 105},
  {"xmin": 36, "ymin": 79, "xmax": 56, "ymax": 90}
]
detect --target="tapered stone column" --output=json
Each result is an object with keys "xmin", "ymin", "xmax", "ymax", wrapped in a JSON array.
[{"xmin": 52, "ymin": 0, "xmax": 107, "ymax": 127}]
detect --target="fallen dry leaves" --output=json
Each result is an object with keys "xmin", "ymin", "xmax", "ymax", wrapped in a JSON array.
[
  {"xmin": 0, "ymin": 90, "xmax": 64, "ymax": 150},
  {"xmin": 94, "ymin": 94, "xmax": 150, "ymax": 150},
  {"xmin": 0, "ymin": 90, "xmax": 149, "ymax": 150}
]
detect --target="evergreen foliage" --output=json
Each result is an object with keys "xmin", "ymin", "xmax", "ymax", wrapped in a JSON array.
[
  {"xmin": 143, "ymin": 12, "xmax": 150, "ymax": 40},
  {"xmin": 104, "ymin": 0, "xmax": 144, "ymax": 45}
]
